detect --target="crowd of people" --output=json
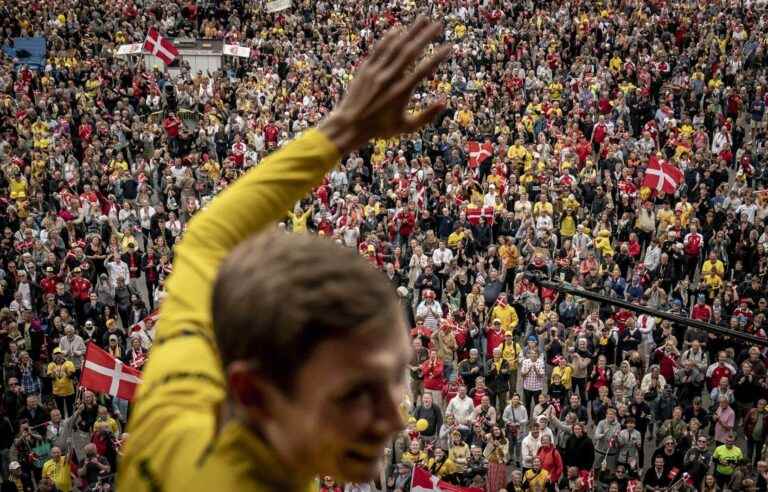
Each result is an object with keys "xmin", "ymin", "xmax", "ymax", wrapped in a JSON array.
[{"xmin": 0, "ymin": 0, "xmax": 767, "ymax": 490}]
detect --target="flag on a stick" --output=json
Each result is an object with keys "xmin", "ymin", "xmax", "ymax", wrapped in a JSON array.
[
  {"xmin": 81, "ymin": 342, "xmax": 143, "ymax": 401},
  {"xmin": 143, "ymin": 27, "xmax": 179, "ymax": 65}
]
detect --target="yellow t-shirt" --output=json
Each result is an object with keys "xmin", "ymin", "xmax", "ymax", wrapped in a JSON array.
[
  {"xmin": 47, "ymin": 361, "xmax": 75, "ymax": 396},
  {"xmin": 9, "ymin": 178, "xmax": 27, "ymax": 200},
  {"xmin": 502, "ymin": 342, "xmax": 522, "ymax": 368},
  {"xmin": 447, "ymin": 231, "xmax": 465, "ymax": 249},
  {"xmin": 491, "ymin": 304, "xmax": 519, "ymax": 332},
  {"xmin": 287, "ymin": 209, "xmax": 312, "ymax": 234},
  {"xmin": 702, "ymin": 259, "xmax": 725, "ymax": 278},
  {"xmin": 548, "ymin": 82, "xmax": 563, "ymax": 100},
  {"xmin": 117, "ymin": 130, "xmax": 340, "ymax": 492},
  {"xmin": 93, "ymin": 416, "xmax": 120, "ymax": 435},
  {"xmin": 657, "ymin": 208, "xmax": 675, "ymax": 230},
  {"xmin": 533, "ymin": 202, "xmax": 553, "ymax": 217},
  {"xmin": 552, "ymin": 365, "xmax": 573, "ymax": 390},
  {"xmin": 524, "ymin": 467, "xmax": 551, "ymax": 492},
  {"xmin": 42, "ymin": 457, "xmax": 71, "ymax": 492}
]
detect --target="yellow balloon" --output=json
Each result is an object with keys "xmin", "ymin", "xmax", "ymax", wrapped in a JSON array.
[{"xmin": 415, "ymin": 419, "xmax": 429, "ymax": 432}]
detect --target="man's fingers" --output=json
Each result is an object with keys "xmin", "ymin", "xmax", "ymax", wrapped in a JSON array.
[
  {"xmin": 370, "ymin": 17, "xmax": 434, "ymax": 75},
  {"xmin": 363, "ymin": 26, "xmax": 404, "ymax": 70},
  {"xmin": 380, "ymin": 20, "xmax": 445, "ymax": 82},
  {"xmin": 388, "ymin": 44, "xmax": 452, "ymax": 101},
  {"xmin": 403, "ymin": 101, "xmax": 446, "ymax": 133}
]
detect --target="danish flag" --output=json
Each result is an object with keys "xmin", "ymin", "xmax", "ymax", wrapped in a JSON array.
[
  {"xmin": 465, "ymin": 205, "xmax": 495, "ymax": 225},
  {"xmin": 80, "ymin": 343, "xmax": 143, "ymax": 401},
  {"xmin": 643, "ymin": 156, "xmax": 683, "ymax": 194},
  {"xmin": 467, "ymin": 141, "xmax": 493, "ymax": 169},
  {"xmin": 411, "ymin": 466, "xmax": 482, "ymax": 491},
  {"xmin": 129, "ymin": 310, "xmax": 159, "ymax": 334},
  {"xmin": 143, "ymin": 27, "xmax": 179, "ymax": 65}
]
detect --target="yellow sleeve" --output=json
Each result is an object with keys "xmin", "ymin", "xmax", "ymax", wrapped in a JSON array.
[
  {"xmin": 119, "ymin": 129, "xmax": 339, "ymax": 490},
  {"xmin": 156, "ymin": 128, "xmax": 339, "ymax": 342}
]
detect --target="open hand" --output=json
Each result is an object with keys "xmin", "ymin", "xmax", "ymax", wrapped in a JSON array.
[{"xmin": 319, "ymin": 17, "xmax": 451, "ymax": 155}]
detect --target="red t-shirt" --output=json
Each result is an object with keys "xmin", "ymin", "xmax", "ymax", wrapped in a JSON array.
[
  {"xmin": 708, "ymin": 366, "xmax": 732, "ymax": 390},
  {"xmin": 422, "ymin": 359, "xmax": 445, "ymax": 391},
  {"xmin": 486, "ymin": 327, "xmax": 505, "ymax": 354},
  {"xmin": 163, "ymin": 117, "xmax": 181, "ymax": 138}
]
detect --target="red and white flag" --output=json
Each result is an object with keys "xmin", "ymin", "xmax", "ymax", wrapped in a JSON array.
[
  {"xmin": 143, "ymin": 27, "xmax": 179, "ymax": 65},
  {"xmin": 411, "ymin": 466, "xmax": 482, "ymax": 492},
  {"xmin": 466, "ymin": 206, "xmax": 495, "ymax": 226},
  {"xmin": 129, "ymin": 310, "xmax": 159, "ymax": 334},
  {"xmin": 81, "ymin": 342, "xmax": 142, "ymax": 401},
  {"xmin": 643, "ymin": 156, "xmax": 683, "ymax": 194},
  {"xmin": 467, "ymin": 141, "xmax": 493, "ymax": 168}
]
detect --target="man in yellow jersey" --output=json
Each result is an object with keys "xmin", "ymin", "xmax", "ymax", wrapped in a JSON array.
[{"xmin": 118, "ymin": 18, "xmax": 451, "ymax": 492}]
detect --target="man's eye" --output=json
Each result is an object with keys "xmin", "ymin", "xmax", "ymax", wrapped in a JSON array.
[{"xmin": 338, "ymin": 385, "xmax": 372, "ymax": 404}]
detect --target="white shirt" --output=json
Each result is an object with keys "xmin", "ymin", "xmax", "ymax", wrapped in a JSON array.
[
  {"xmin": 521, "ymin": 433, "xmax": 542, "ymax": 468},
  {"xmin": 637, "ymin": 314, "xmax": 656, "ymax": 343},
  {"xmin": 446, "ymin": 394, "xmax": 476, "ymax": 426},
  {"xmin": 483, "ymin": 192, "xmax": 497, "ymax": 208},
  {"xmin": 736, "ymin": 203, "xmax": 758, "ymax": 223},
  {"xmin": 139, "ymin": 206, "xmax": 156, "ymax": 229},
  {"xmin": 341, "ymin": 225, "xmax": 360, "ymax": 248},
  {"xmin": 432, "ymin": 247, "xmax": 454, "ymax": 268},
  {"xmin": 106, "ymin": 259, "xmax": 130, "ymax": 288},
  {"xmin": 644, "ymin": 244, "xmax": 661, "ymax": 272}
]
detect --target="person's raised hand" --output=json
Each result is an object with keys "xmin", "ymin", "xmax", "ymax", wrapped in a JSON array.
[{"xmin": 319, "ymin": 17, "xmax": 451, "ymax": 155}]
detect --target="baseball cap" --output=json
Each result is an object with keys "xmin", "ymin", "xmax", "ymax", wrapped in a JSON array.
[
  {"xmin": 52, "ymin": 347, "xmax": 63, "ymax": 354},
  {"xmin": 8, "ymin": 461, "xmax": 20, "ymax": 471}
]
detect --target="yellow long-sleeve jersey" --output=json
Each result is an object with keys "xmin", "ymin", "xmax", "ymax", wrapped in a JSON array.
[{"xmin": 117, "ymin": 129, "xmax": 340, "ymax": 492}]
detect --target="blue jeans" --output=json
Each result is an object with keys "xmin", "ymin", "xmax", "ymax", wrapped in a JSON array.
[{"xmin": 442, "ymin": 360, "xmax": 454, "ymax": 382}]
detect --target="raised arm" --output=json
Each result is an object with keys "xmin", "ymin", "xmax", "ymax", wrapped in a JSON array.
[{"xmin": 120, "ymin": 17, "xmax": 451, "ymax": 492}]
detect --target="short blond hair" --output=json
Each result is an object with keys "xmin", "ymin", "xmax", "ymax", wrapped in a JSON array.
[{"xmin": 212, "ymin": 231, "xmax": 399, "ymax": 391}]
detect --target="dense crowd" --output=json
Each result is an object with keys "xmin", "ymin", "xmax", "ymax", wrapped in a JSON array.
[{"xmin": 0, "ymin": 0, "xmax": 767, "ymax": 490}]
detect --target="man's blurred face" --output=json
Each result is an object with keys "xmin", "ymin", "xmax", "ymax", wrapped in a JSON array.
[
  {"xmin": 422, "ymin": 393, "xmax": 433, "ymax": 408},
  {"xmin": 236, "ymin": 307, "xmax": 411, "ymax": 483}
]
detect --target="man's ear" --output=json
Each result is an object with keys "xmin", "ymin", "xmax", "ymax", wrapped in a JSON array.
[{"xmin": 226, "ymin": 361, "xmax": 278, "ymax": 419}]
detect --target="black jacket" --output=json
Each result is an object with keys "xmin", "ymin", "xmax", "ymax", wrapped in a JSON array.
[
  {"xmin": 413, "ymin": 404, "xmax": 443, "ymax": 438},
  {"xmin": 563, "ymin": 434, "xmax": 595, "ymax": 470}
]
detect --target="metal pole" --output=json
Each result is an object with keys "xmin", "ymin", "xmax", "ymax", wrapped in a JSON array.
[{"xmin": 527, "ymin": 275, "xmax": 768, "ymax": 347}]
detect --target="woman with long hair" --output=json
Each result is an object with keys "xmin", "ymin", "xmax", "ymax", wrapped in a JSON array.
[
  {"xmin": 536, "ymin": 434, "xmax": 563, "ymax": 484},
  {"xmin": 427, "ymin": 447, "xmax": 460, "ymax": 480},
  {"xmin": 126, "ymin": 336, "xmax": 148, "ymax": 370},
  {"xmin": 485, "ymin": 425, "xmax": 509, "ymax": 492},
  {"xmin": 701, "ymin": 473, "xmax": 720, "ymax": 492}
]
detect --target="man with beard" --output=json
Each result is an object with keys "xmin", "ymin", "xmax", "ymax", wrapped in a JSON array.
[
  {"xmin": 413, "ymin": 393, "xmax": 442, "ymax": 443},
  {"xmin": 82, "ymin": 292, "xmax": 105, "ymax": 328},
  {"xmin": 594, "ymin": 408, "xmax": 621, "ymax": 469},
  {"xmin": 486, "ymin": 347, "xmax": 511, "ymax": 411},
  {"xmin": 458, "ymin": 348, "xmax": 484, "ymax": 389},
  {"xmin": 642, "ymin": 456, "xmax": 671, "ymax": 492},
  {"xmin": 683, "ymin": 435, "xmax": 712, "ymax": 486},
  {"xmin": 651, "ymin": 436, "xmax": 684, "ymax": 476}
]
